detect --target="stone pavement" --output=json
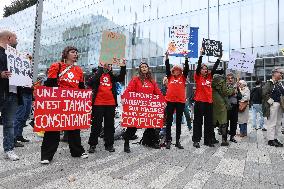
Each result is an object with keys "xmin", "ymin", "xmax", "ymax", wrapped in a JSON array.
[{"xmin": 0, "ymin": 116, "xmax": 284, "ymax": 189}]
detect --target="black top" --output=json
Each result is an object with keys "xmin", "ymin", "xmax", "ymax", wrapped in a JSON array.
[
  {"xmin": 250, "ymin": 86, "xmax": 262, "ymax": 104},
  {"xmin": 271, "ymin": 82, "xmax": 284, "ymax": 103}
]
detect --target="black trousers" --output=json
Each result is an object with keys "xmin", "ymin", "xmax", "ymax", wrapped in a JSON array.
[
  {"xmin": 41, "ymin": 130, "xmax": 85, "ymax": 161},
  {"xmin": 88, "ymin": 105, "xmax": 115, "ymax": 147},
  {"xmin": 192, "ymin": 101, "xmax": 214, "ymax": 143},
  {"xmin": 166, "ymin": 102, "xmax": 185, "ymax": 142},
  {"xmin": 228, "ymin": 104, "xmax": 238, "ymax": 137}
]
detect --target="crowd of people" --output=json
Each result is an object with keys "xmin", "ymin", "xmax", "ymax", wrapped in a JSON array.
[{"xmin": 1, "ymin": 30, "xmax": 284, "ymax": 164}]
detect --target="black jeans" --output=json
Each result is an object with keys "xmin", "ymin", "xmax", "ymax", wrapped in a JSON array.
[
  {"xmin": 88, "ymin": 105, "xmax": 115, "ymax": 147},
  {"xmin": 166, "ymin": 102, "xmax": 185, "ymax": 142},
  {"xmin": 41, "ymin": 130, "xmax": 85, "ymax": 161},
  {"xmin": 228, "ymin": 104, "xmax": 238, "ymax": 137},
  {"xmin": 192, "ymin": 101, "xmax": 214, "ymax": 143}
]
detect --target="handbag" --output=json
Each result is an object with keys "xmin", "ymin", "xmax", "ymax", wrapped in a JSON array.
[
  {"xmin": 280, "ymin": 95, "xmax": 284, "ymax": 109},
  {"xmin": 239, "ymin": 101, "xmax": 248, "ymax": 112}
]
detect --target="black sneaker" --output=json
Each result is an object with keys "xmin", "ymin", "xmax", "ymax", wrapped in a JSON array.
[
  {"xmin": 193, "ymin": 142, "xmax": 200, "ymax": 148},
  {"xmin": 229, "ymin": 137, "xmax": 237, "ymax": 143},
  {"xmin": 262, "ymin": 128, "xmax": 267, "ymax": 131},
  {"xmin": 17, "ymin": 136, "xmax": 30, "ymax": 142},
  {"xmin": 105, "ymin": 146, "xmax": 115, "ymax": 152},
  {"xmin": 221, "ymin": 141, "xmax": 229, "ymax": 146},
  {"xmin": 14, "ymin": 141, "xmax": 24, "ymax": 147},
  {"xmin": 88, "ymin": 145, "xmax": 96, "ymax": 153},
  {"xmin": 175, "ymin": 142, "xmax": 184, "ymax": 149},
  {"xmin": 268, "ymin": 140, "xmax": 278, "ymax": 146},
  {"xmin": 204, "ymin": 143, "xmax": 215, "ymax": 147},
  {"xmin": 274, "ymin": 139, "xmax": 283, "ymax": 147}
]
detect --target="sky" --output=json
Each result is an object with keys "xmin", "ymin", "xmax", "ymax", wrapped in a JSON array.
[{"xmin": 0, "ymin": 0, "xmax": 12, "ymax": 19}]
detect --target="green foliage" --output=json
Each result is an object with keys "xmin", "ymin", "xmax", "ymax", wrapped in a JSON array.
[{"xmin": 3, "ymin": 0, "xmax": 37, "ymax": 17}]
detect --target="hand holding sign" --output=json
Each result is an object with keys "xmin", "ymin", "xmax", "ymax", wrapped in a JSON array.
[{"xmin": 0, "ymin": 71, "xmax": 12, "ymax": 78}]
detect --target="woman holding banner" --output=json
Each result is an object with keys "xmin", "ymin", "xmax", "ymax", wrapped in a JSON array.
[
  {"xmin": 123, "ymin": 62, "xmax": 162, "ymax": 153},
  {"xmin": 40, "ymin": 46, "xmax": 88, "ymax": 164},
  {"xmin": 164, "ymin": 52, "xmax": 189, "ymax": 149}
]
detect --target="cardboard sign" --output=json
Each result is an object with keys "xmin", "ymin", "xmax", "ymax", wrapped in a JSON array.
[
  {"xmin": 34, "ymin": 86, "xmax": 92, "ymax": 131},
  {"xmin": 6, "ymin": 45, "xmax": 33, "ymax": 87},
  {"xmin": 202, "ymin": 38, "xmax": 222, "ymax": 57},
  {"xmin": 228, "ymin": 51, "xmax": 255, "ymax": 73},
  {"xmin": 99, "ymin": 31, "xmax": 126, "ymax": 65},
  {"xmin": 168, "ymin": 25, "xmax": 189, "ymax": 56},
  {"xmin": 121, "ymin": 92, "xmax": 166, "ymax": 129}
]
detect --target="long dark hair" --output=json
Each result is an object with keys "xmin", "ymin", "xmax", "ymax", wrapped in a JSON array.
[
  {"xmin": 61, "ymin": 46, "xmax": 78, "ymax": 62},
  {"xmin": 138, "ymin": 63, "xmax": 153, "ymax": 85}
]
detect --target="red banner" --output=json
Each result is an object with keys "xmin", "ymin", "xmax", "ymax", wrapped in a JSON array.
[
  {"xmin": 34, "ymin": 86, "xmax": 92, "ymax": 132},
  {"xmin": 121, "ymin": 92, "xmax": 166, "ymax": 128}
]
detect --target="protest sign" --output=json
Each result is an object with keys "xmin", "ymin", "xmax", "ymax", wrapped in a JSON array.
[
  {"xmin": 6, "ymin": 45, "xmax": 33, "ymax": 87},
  {"xmin": 202, "ymin": 38, "xmax": 222, "ymax": 57},
  {"xmin": 34, "ymin": 86, "xmax": 92, "ymax": 132},
  {"xmin": 228, "ymin": 51, "xmax": 255, "ymax": 73},
  {"xmin": 121, "ymin": 92, "xmax": 166, "ymax": 129},
  {"xmin": 168, "ymin": 26, "xmax": 199, "ymax": 58},
  {"xmin": 168, "ymin": 25, "xmax": 189, "ymax": 56},
  {"xmin": 99, "ymin": 31, "xmax": 126, "ymax": 66}
]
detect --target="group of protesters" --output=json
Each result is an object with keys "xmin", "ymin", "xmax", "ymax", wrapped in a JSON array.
[{"xmin": 1, "ymin": 30, "xmax": 284, "ymax": 164}]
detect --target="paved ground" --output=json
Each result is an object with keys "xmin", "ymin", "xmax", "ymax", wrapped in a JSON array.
[{"xmin": 0, "ymin": 114, "xmax": 284, "ymax": 189}]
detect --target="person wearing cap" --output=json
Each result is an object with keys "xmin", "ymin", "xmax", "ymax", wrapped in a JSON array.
[
  {"xmin": 41, "ymin": 46, "xmax": 88, "ymax": 164},
  {"xmin": 164, "ymin": 51, "xmax": 189, "ymax": 149},
  {"xmin": 122, "ymin": 62, "xmax": 162, "ymax": 153},
  {"xmin": 87, "ymin": 59, "xmax": 126, "ymax": 153},
  {"xmin": 238, "ymin": 80, "xmax": 250, "ymax": 137},
  {"xmin": 192, "ymin": 47, "xmax": 222, "ymax": 148},
  {"xmin": 262, "ymin": 67, "xmax": 284, "ymax": 147}
]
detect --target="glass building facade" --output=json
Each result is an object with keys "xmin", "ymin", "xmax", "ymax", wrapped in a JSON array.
[{"xmin": 0, "ymin": 0, "xmax": 283, "ymax": 86}]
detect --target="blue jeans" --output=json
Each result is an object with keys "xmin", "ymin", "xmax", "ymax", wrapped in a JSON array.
[
  {"xmin": 0, "ymin": 94, "xmax": 18, "ymax": 152},
  {"xmin": 14, "ymin": 93, "xmax": 32, "ymax": 138},
  {"xmin": 252, "ymin": 104, "xmax": 264, "ymax": 129},
  {"xmin": 239, "ymin": 123, "xmax": 247, "ymax": 135}
]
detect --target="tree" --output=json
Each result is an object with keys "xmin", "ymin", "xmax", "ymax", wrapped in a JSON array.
[{"xmin": 3, "ymin": 0, "xmax": 38, "ymax": 17}]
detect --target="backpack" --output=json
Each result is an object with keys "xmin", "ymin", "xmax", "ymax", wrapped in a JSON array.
[{"xmin": 140, "ymin": 128, "xmax": 160, "ymax": 147}]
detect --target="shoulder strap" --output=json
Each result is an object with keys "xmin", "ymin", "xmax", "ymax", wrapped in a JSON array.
[{"xmin": 58, "ymin": 64, "xmax": 73, "ymax": 79}]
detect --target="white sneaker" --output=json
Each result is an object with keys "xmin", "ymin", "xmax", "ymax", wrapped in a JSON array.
[
  {"xmin": 80, "ymin": 153, "xmax": 88, "ymax": 159},
  {"xmin": 40, "ymin": 160, "xmax": 50, "ymax": 164},
  {"xmin": 4, "ymin": 150, "xmax": 20, "ymax": 161}
]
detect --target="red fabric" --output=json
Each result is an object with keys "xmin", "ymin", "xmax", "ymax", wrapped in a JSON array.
[
  {"xmin": 194, "ymin": 73, "xmax": 213, "ymax": 103},
  {"xmin": 165, "ymin": 75, "xmax": 186, "ymax": 103},
  {"xmin": 123, "ymin": 76, "xmax": 162, "ymax": 95},
  {"xmin": 94, "ymin": 73, "xmax": 115, "ymax": 105},
  {"xmin": 48, "ymin": 62, "xmax": 83, "ymax": 89}
]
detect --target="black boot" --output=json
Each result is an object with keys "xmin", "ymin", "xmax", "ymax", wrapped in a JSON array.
[
  {"xmin": 124, "ymin": 140, "xmax": 130, "ymax": 153},
  {"xmin": 175, "ymin": 141, "xmax": 184, "ymax": 149}
]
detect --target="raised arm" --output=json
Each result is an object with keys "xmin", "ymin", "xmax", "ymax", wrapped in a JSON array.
[{"xmin": 165, "ymin": 52, "xmax": 171, "ymax": 77}]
